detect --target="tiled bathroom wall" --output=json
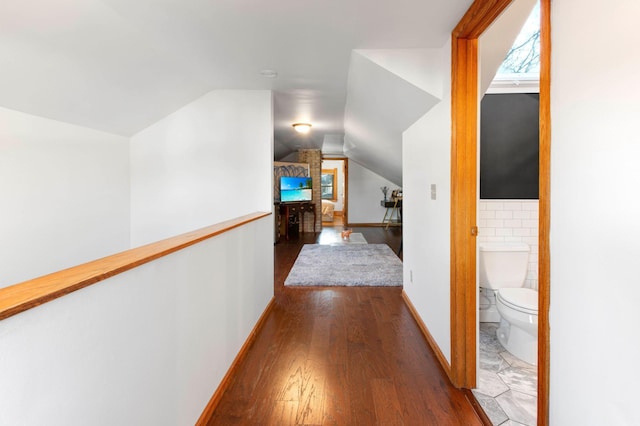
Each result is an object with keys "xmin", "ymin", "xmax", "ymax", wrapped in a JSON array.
[{"xmin": 478, "ymin": 200, "xmax": 539, "ymax": 290}]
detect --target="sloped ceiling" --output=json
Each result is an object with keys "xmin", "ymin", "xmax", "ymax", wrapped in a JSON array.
[
  {"xmin": 0, "ymin": 0, "xmax": 471, "ymax": 140},
  {"xmin": 321, "ymin": 134, "xmax": 347, "ymax": 157},
  {"xmin": 0, "ymin": 0, "xmax": 533, "ymax": 188},
  {"xmin": 343, "ymin": 50, "xmax": 444, "ymax": 185},
  {"xmin": 338, "ymin": 1, "xmax": 538, "ymax": 186},
  {"xmin": 0, "ymin": 0, "xmax": 473, "ymax": 140}
]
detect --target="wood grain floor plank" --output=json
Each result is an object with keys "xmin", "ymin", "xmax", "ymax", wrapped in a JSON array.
[
  {"xmin": 321, "ymin": 292, "xmax": 352, "ymax": 426},
  {"xmin": 268, "ymin": 400, "xmax": 299, "ymax": 426},
  {"xmin": 321, "ymin": 365, "xmax": 352, "ymax": 426},
  {"xmin": 294, "ymin": 359, "xmax": 325, "ymax": 425},
  {"xmin": 207, "ymin": 227, "xmax": 482, "ymax": 425},
  {"xmin": 371, "ymin": 378, "xmax": 404, "ymax": 426}
]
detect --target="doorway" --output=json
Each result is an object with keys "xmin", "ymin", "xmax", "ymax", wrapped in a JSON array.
[
  {"xmin": 450, "ymin": 0, "xmax": 550, "ymax": 424},
  {"xmin": 321, "ymin": 158, "xmax": 348, "ymax": 228},
  {"xmin": 473, "ymin": 3, "xmax": 541, "ymax": 424}
]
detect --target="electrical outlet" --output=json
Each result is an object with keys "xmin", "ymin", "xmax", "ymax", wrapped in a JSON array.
[
  {"xmin": 430, "ymin": 184, "xmax": 437, "ymax": 200},
  {"xmin": 410, "ymin": 270, "xmax": 413, "ymax": 283}
]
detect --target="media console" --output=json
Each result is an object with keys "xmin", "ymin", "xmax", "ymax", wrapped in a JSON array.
[{"xmin": 276, "ymin": 202, "xmax": 316, "ymax": 241}]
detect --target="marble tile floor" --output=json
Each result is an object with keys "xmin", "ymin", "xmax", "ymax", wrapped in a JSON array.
[{"xmin": 472, "ymin": 322, "xmax": 538, "ymax": 426}]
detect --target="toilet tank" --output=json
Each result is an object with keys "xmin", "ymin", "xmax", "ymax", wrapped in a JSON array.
[{"xmin": 478, "ymin": 242, "xmax": 530, "ymax": 289}]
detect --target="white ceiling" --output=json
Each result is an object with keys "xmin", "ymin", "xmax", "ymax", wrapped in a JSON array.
[
  {"xmin": 2, "ymin": 0, "xmax": 536, "ymax": 187},
  {"xmin": 343, "ymin": 49, "xmax": 443, "ymax": 184},
  {"xmin": 0, "ymin": 0, "xmax": 474, "ymax": 169}
]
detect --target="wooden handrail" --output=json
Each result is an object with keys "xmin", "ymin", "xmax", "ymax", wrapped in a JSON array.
[{"xmin": 0, "ymin": 212, "xmax": 271, "ymax": 321}]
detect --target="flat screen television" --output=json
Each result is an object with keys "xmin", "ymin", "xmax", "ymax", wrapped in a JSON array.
[{"xmin": 280, "ymin": 176, "xmax": 312, "ymax": 202}]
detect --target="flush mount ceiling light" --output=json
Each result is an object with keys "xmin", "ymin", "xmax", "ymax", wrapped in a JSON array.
[
  {"xmin": 292, "ymin": 123, "xmax": 312, "ymax": 134},
  {"xmin": 259, "ymin": 69, "xmax": 278, "ymax": 78}
]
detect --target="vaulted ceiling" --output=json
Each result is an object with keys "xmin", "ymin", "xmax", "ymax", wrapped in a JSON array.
[{"xmin": 0, "ymin": 0, "xmax": 532, "ymax": 187}]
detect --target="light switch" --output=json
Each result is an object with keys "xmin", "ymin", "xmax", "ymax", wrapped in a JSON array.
[{"xmin": 430, "ymin": 184, "xmax": 437, "ymax": 200}]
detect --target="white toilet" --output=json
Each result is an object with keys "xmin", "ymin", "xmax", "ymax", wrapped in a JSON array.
[{"xmin": 479, "ymin": 242, "xmax": 538, "ymax": 365}]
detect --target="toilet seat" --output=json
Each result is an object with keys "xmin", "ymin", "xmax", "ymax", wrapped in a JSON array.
[{"xmin": 497, "ymin": 288, "xmax": 538, "ymax": 315}]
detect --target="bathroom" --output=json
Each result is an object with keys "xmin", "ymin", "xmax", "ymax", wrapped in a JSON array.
[
  {"xmin": 473, "ymin": 33, "xmax": 541, "ymax": 426},
  {"xmin": 474, "ymin": 200, "xmax": 539, "ymax": 425}
]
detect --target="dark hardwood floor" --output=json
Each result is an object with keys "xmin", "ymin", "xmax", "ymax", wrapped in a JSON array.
[{"xmin": 207, "ymin": 226, "xmax": 483, "ymax": 425}]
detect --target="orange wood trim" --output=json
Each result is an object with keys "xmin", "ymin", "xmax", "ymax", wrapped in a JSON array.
[
  {"xmin": 538, "ymin": 0, "xmax": 551, "ymax": 423},
  {"xmin": 196, "ymin": 297, "xmax": 276, "ymax": 425},
  {"xmin": 322, "ymin": 156, "xmax": 349, "ymax": 225},
  {"xmin": 343, "ymin": 159, "xmax": 349, "ymax": 225},
  {"xmin": 321, "ymin": 168, "xmax": 338, "ymax": 202},
  {"xmin": 463, "ymin": 389, "xmax": 493, "ymax": 426},
  {"xmin": 451, "ymin": 0, "xmax": 551, "ymax": 421},
  {"xmin": 450, "ymin": 0, "xmax": 519, "ymax": 390},
  {"xmin": 0, "ymin": 212, "xmax": 271, "ymax": 321},
  {"xmin": 450, "ymin": 35, "xmax": 479, "ymax": 389},
  {"xmin": 402, "ymin": 291, "xmax": 452, "ymax": 379},
  {"xmin": 453, "ymin": 0, "xmax": 514, "ymax": 39}
]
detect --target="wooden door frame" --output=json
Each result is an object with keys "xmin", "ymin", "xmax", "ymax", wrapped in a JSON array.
[
  {"xmin": 450, "ymin": 0, "xmax": 550, "ymax": 424},
  {"xmin": 321, "ymin": 157, "xmax": 349, "ymax": 226}
]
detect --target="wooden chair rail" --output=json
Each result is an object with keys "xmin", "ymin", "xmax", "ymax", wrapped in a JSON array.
[{"xmin": 0, "ymin": 211, "xmax": 271, "ymax": 321}]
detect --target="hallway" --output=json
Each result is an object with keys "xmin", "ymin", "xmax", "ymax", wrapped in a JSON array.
[{"xmin": 207, "ymin": 227, "xmax": 484, "ymax": 425}]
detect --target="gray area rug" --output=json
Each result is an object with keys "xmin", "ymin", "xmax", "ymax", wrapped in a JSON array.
[{"xmin": 284, "ymin": 244, "xmax": 403, "ymax": 287}]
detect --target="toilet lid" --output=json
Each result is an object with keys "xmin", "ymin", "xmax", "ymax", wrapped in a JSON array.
[{"xmin": 497, "ymin": 288, "xmax": 538, "ymax": 315}]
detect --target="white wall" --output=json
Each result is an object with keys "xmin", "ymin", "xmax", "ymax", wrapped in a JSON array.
[
  {"xmin": 321, "ymin": 159, "xmax": 345, "ymax": 211},
  {"xmin": 478, "ymin": 200, "xmax": 539, "ymax": 289},
  {"xmin": 402, "ymin": 42, "xmax": 451, "ymax": 362},
  {"xmin": 130, "ymin": 90, "xmax": 273, "ymax": 246},
  {"xmin": 550, "ymin": 1, "xmax": 640, "ymax": 424},
  {"xmin": 0, "ymin": 107, "xmax": 130, "ymax": 287},
  {"xmin": 348, "ymin": 160, "xmax": 398, "ymax": 224},
  {"xmin": 0, "ymin": 216, "xmax": 273, "ymax": 426}
]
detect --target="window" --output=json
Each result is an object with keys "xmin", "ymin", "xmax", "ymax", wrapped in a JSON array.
[
  {"xmin": 497, "ymin": 2, "xmax": 540, "ymax": 77},
  {"xmin": 321, "ymin": 169, "xmax": 337, "ymax": 201}
]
